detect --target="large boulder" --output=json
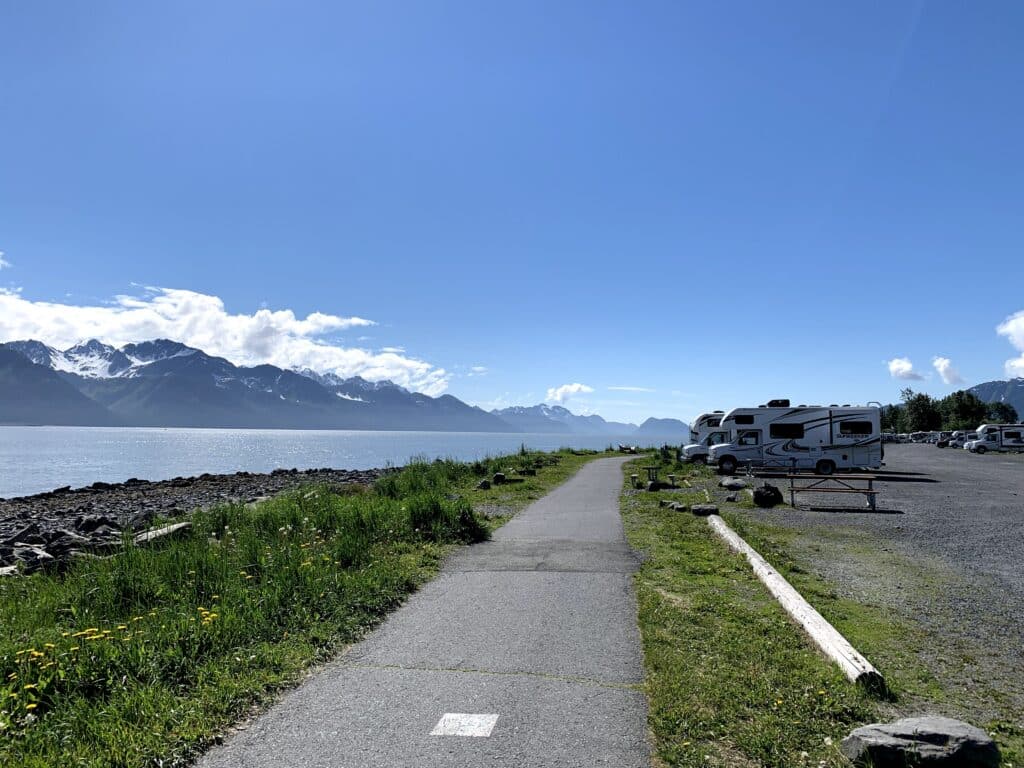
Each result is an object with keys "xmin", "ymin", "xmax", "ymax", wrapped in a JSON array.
[
  {"xmin": 841, "ymin": 716, "xmax": 999, "ymax": 767},
  {"xmin": 719, "ymin": 478, "xmax": 747, "ymax": 490},
  {"xmin": 752, "ymin": 483, "xmax": 784, "ymax": 508}
]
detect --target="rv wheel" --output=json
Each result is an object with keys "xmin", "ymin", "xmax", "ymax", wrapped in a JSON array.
[
  {"xmin": 815, "ymin": 460, "xmax": 835, "ymax": 476},
  {"xmin": 718, "ymin": 456, "xmax": 737, "ymax": 475},
  {"xmin": 975, "ymin": 446, "xmax": 987, "ymax": 454}
]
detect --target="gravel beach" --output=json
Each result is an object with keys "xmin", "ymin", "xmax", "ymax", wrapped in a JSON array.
[{"xmin": 0, "ymin": 466, "xmax": 389, "ymax": 571}]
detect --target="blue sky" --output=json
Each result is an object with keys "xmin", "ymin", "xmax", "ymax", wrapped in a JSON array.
[{"xmin": 2, "ymin": 1, "xmax": 1023, "ymax": 424}]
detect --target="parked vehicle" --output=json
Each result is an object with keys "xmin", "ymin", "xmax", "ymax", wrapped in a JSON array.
[
  {"xmin": 935, "ymin": 431, "xmax": 954, "ymax": 448},
  {"xmin": 681, "ymin": 428, "xmax": 732, "ymax": 464},
  {"xmin": 707, "ymin": 400, "xmax": 883, "ymax": 475},
  {"xmin": 964, "ymin": 424, "xmax": 1024, "ymax": 454},
  {"xmin": 686, "ymin": 411, "xmax": 724, "ymax": 444},
  {"xmin": 948, "ymin": 431, "xmax": 977, "ymax": 449}
]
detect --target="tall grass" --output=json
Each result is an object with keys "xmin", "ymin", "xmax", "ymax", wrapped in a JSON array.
[{"xmin": 0, "ymin": 458, "xmax": 490, "ymax": 766}]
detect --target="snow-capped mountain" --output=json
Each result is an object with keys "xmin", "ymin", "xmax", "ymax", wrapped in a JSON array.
[{"xmin": 0, "ymin": 339, "xmax": 511, "ymax": 431}]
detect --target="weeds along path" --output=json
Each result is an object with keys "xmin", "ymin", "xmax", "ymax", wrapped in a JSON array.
[{"xmin": 199, "ymin": 456, "xmax": 649, "ymax": 768}]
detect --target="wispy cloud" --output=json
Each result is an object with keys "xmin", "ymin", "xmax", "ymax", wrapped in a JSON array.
[
  {"xmin": 0, "ymin": 286, "xmax": 450, "ymax": 395},
  {"xmin": 0, "ymin": 251, "xmax": 9, "ymax": 270},
  {"xmin": 468, "ymin": 365, "xmax": 488, "ymax": 377},
  {"xmin": 887, "ymin": 357, "xmax": 925, "ymax": 381},
  {"xmin": 546, "ymin": 382, "xmax": 594, "ymax": 403},
  {"xmin": 931, "ymin": 356, "xmax": 964, "ymax": 385},
  {"xmin": 380, "ymin": 346, "xmax": 405, "ymax": 354},
  {"xmin": 608, "ymin": 385, "xmax": 654, "ymax": 392},
  {"xmin": 998, "ymin": 310, "xmax": 1024, "ymax": 378}
]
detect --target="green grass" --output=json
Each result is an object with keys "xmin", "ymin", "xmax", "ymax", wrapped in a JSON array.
[
  {"xmin": 0, "ymin": 448, "xmax": 609, "ymax": 767},
  {"xmin": 626, "ymin": 453, "xmax": 1021, "ymax": 766},
  {"xmin": 621, "ymin": 456, "xmax": 880, "ymax": 767}
]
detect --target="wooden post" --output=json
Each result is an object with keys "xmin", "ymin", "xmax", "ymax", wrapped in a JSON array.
[{"xmin": 705, "ymin": 514, "xmax": 886, "ymax": 694}]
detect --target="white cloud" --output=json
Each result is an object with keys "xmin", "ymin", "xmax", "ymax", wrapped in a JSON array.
[
  {"xmin": 0, "ymin": 286, "xmax": 451, "ymax": 395},
  {"xmin": 546, "ymin": 382, "xmax": 594, "ymax": 403},
  {"xmin": 931, "ymin": 356, "xmax": 964, "ymax": 385},
  {"xmin": 997, "ymin": 310, "xmax": 1024, "ymax": 378},
  {"xmin": 0, "ymin": 251, "xmax": 9, "ymax": 270},
  {"xmin": 887, "ymin": 357, "xmax": 925, "ymax": 380},
  {"xmin": 469, "ymin": 366, "xmax": 488, "ymax": 377},
  {"xmin": 380, "ymin": 346, "xmax": 405, "ymax": 354},
  {"xmin": 608, "ymin": 385, "xmax": 654, "ymax": 392}
]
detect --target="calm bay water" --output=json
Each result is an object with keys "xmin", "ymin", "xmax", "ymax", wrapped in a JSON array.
[{"xmin": 0, "ymin": 426, "xmax": 666, "ymax": 499}]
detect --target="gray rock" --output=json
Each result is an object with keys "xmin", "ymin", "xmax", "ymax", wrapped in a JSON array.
[
  {"xmin": 719, "ymin": 478, "xmax": 747, "ymax": 490},
  {"xmin": 725, "ymin": 493, "xmax": 738, "ymax": 503},
  {"xmin": 690, "ymin": 504, "xmax": 719, "ymax": 516},
  {"xmin": 492, "ymin": 472, "xmax": 507, "ymax": 486},
  {"xmin": 476, "ymin": 479, "xmax": 492, "ymax": 490},
  {"xmin": 841, "ymin": 716, "xmax": 999, "ymax": 767}
]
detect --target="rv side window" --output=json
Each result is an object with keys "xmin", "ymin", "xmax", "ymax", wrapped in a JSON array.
[
  {"xmin": 839, "ymin": 421, "xmax": 873, "ymax": 436},
  {"xmin": 708, "ymin": 418, "xmax": 721, "ymax": 427},
  {"xmin": 738, "ymin": 430, "xmax": 760, "ymax": 446},
  {"xmin": 769, "ymin": 423, "xmax": 804, "ymax": 439},
  {"xmin": 1006, "ymin": 431, "xmax": 1022, "ymax": 440},
  {"xmin": 734, "ymin": 415, "xmax": 754, "ymax": 425}
]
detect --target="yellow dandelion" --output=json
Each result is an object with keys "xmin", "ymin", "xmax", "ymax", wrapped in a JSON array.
[
  {"xmin": 117, "ymin": 625, "xmax": 128, "ymax": 630},
  {"xmin": 69, "ymin": 646, "xmax": 79, "ymax": 652},
  {"xmin": 44, "ymin": 643, "xmax": 56, "ymax": 649},
  {"xmin": 22, "ymin": 684, "xmax": 37, "ymax": 690},
  {"xmin": 61, "ymin": 632, "xmax": 71, "ymax": 637},
  {"xmin": 25, "ymin": 703, "xmax": 37, "ymax": 710}
]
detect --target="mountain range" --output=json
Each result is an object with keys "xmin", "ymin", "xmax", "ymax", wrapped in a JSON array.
[
  {"xmin": 0, "ymin": 339, "xmax": 692, "ymax": 437},
  {"xmin": 967, "ymin": 378, "xmax": 1024, "ymax": 421}
]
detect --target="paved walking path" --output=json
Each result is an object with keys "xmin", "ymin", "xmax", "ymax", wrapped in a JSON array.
[{"xmin": 199, "ymin": 456, "xmax": 649, "ymax": 768}]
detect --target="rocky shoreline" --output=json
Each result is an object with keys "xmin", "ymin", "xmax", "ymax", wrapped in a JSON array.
[{"xmin": 0, "ymin": 466, "xmax": 390, "ymax": 573}]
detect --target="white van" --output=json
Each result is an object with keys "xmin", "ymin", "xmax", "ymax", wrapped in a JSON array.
[
  {"xmin": 680, "ymin": 411, "xmax": 726, "ymax": 463},
  {"xmin": 707, "ymin": 402, "xmax": 883, "ymax": 475},
  {"xmin": 964, "ymin": 424, "xmax": 1024, "ymax": 454}
]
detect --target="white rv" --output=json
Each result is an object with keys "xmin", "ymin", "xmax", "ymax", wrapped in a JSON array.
[
  {"xmin": 682, "ymin": 428, "xmax": 732, "ymax": 464},
  {"xmin": 707, "ymin": 401, "xmax": 883, "ymax": 475},
  {"xmin": 686, "ymin": 411, "xmax": 724, "ymax": 443},
  {"xmin": 949, "ymin": 430, "xmax": 977, "ymax": 449},
  {"xmin": 681, "ymin": 411, "xmax": 726, "ymax": 463},
  {"xmin": 964, "ymin": 424, "xmax": 1024, "ymax": 454}
]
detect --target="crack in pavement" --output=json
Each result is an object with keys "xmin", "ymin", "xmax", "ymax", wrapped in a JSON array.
[{"xmin": 338, "ymin": 660, "xmax": 644, "ymax": 691}]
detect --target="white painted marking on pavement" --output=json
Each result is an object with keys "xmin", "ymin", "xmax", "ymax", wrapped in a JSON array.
[{"xmin": 430, "ymin": 713, "xmax": 499, "ymax": 737}]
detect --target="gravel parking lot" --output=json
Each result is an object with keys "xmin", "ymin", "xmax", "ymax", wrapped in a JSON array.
[{"xmin": 734, "ymin": 442, "xmax": 1024, "ymax": 728}]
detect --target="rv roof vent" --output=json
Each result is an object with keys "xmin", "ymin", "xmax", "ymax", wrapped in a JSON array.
[
  {"xmin": 713, "ymin": 410, "xmax": 724, "ymax": 413},
  {"xmin": 829, "ymin": 404, "xmax": 838, "ymax": 407},
  {"xmin": 798, "ymin": 404, "xmax": 806, "ymax": 407},
  {"xmin": 766, "ymin": 399, "xmax": 790, "ymax": 407},
  {"xmin": 842, "ymin": 404, "xmax": 850, "ymax": 407},
  {"xmin": 758, "ymin": 405, "xmax": 766, "ymax": 408}
]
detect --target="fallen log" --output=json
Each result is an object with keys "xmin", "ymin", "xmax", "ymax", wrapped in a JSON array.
[
  {"xmin": 706, "ymin": 514, "xmax": 886, "ymax": 694},
  {"xmin": 133, "ymin": 522, "xmax": 192, "ymax": 546}
]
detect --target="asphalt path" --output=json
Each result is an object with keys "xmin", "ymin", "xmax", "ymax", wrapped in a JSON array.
[{"xmin": 198, "ymin": 456, "xmax": 649, "ymax": 768}]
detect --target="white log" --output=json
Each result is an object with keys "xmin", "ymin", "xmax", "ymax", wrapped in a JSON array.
[
  {"xmin": 705, "ymin": 514, "xmax": 886, "ymax": 694},
  {"xmin": 133, "ymin": 522, "xmax": 192, "ymax": 546}
]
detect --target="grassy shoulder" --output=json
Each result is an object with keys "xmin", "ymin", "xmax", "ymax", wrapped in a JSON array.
[
  {"xmin": 0, "ymin": 447, "xmax": 609, "ymax": 767},
  {"xmin": 625, "ymin": 451, "xmax": 1020, "ymax": 766},
  {"xmin": 719, "ymin": 503, "xmax": 1023, "ymax": 765},
  {"xmin": 621, "ymin": 455, "xmax": 882, "ymax": 767}
]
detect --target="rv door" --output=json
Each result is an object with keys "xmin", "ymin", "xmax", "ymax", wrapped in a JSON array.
[{"xmin": 734, "ymin": 429, "xmax": 763, "ymax": 466}]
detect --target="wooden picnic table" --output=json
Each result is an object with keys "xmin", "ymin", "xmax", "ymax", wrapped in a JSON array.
[{"xmin": 784, "ymin": 473, "xmax": 878, "ymax": 511}]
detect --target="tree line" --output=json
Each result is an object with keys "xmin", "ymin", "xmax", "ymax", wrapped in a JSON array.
[{"xmin": 881, "ymin": 389, "xmax": 1019, "ymax": 433}]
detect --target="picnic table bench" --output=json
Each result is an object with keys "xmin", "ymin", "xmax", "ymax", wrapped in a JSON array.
[{"xmin": 783, "ymin": 473, "xmax": 879, "ymax": 511}]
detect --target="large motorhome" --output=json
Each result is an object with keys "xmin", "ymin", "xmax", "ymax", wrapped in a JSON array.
[
  {"xmin": 682, "ymin": 427, "xmax": 731, "ymax": 464},
  {"xmin": 681, "ymin": 411, "xmax": 726, "ymax": 463},
  {"xmin": 687, "ymin": 411, "xmax": 725, "ymax": 443},
  {"xmin": 707, "ymin": 401, "xmax": 883, "ymax": 475},
  {"xmin": 964, "ymin": 424, "xmax": 1024, "ymax": 454}
]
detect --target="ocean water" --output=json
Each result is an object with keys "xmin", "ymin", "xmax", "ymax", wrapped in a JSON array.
[{"xmin": 0, "ymin": 426, "xmax": 671, "ymax": 499}]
